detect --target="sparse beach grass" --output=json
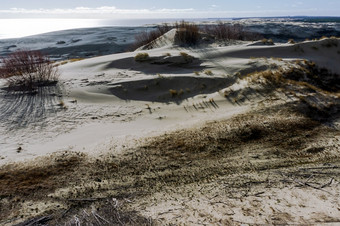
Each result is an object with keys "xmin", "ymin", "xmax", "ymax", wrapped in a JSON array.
[{"xmin": 1, "ymin": 102, "xmax": 339, "ymax": 225}]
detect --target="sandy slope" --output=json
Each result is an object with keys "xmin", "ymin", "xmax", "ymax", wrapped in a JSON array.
[
  {"xmin": 0, "ymin": 26, "xmax": 145, "ymax": 60},
  {"xmin": 0, "ymin": 34, "xmax": 339, "ymax": 225}
]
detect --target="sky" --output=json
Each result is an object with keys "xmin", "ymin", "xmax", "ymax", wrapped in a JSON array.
[{"xmin": 0, "ymin": 0, "xmax": 339, "ymax": 19}]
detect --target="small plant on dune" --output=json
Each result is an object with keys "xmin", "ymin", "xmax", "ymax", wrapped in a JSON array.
[
  {"xmin": 59, "ymin": 61, "xmax": 69, "ymax": 66},
  {"xmin": 0, "ymin": 50, "xmax": 60, "ymax": 91},
  {"xmin": 180, "ymin": 52, "xmax": 189, "ymax": 57},
  {"xmin": 270, "ymin": 57, "xmax": 283, "ymax": 61},
  {"xmin": 194, "ymin": 71, "xmax": 200, "ymax": 75},
  {"xmin": 134, "ymin": 53, "xmax": 149, "ymax": 62},
  {"xmin": 204, "ymin": 70, "xmax": 213, "ymax": 75},
  {"xmin": 169, "ymin": 89, "xmax": 178, "ymax": 97},
  {"xmin": 69, "ymin": 58, "xmax": 84, "ymax": 63},
  {"xmin": 57, "ymin": 100, "xmax": 67, "ymax": 109},
  {"xmin": 163, "ymin": 53, "xmax": 171, "ymax": 57},
  {"xmin": 261, "ymin": 38, "xmax": 274, "ymax": 45},
  {"xmin": 180, "ymin": 52, "xmax": 194, "ymax": 63},
  {"xmin": 288, "ymin": 39, "xmax": 295, "ymax": 44}
]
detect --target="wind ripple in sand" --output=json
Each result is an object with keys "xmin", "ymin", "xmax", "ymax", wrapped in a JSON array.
[
  {"xmin": 0, "ymin": 85, "xmax": 65, "ymax": 130},
  {"xmin": 0, "ymin": 84, "xmax": 143, "ymax": 162}
]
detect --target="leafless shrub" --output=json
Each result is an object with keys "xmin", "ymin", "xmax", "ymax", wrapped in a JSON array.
[
  {"xmin": 174, "ymin": 21, "xmax": 200, "ymax": 45},
  {"xmin": 204, "ymin": 21, "xmax": 262, "ymax": 41},
  {"xmin": 132, "ymin": 21, "xmax": 262, "ymax": 49},
  {"xmin": 0, "ymin": 50, "xmax": 59, "ymax": 91},
  {"xmin": 133, "ymin": 24, "xmax": 172, "ymax": 49}
]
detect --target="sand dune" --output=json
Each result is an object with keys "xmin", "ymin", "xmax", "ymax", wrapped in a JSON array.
[{"xmin": 0, "ymin": 27, "xmax": 339, "ymax": 225}]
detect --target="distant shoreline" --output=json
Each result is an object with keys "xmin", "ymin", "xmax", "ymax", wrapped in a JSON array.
[{"xmin": 1, "ymin": 16, "xmax": 340, "ymax": 40}]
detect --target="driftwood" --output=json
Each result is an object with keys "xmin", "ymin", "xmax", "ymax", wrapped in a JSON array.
[
  {"xmin": 68, "ymin": 198, "xmax": 101, "ymax": 202},
  {"xmin": 18, "ymin": 215, "xmax": 53, "ymax": 226},
  {"xmin": 299, "ymin": 166, "xmax": 339, "ymax": 171},
  {"xmin": 280, "ymin": 171, "xmax": 334, "ymax": 195}
]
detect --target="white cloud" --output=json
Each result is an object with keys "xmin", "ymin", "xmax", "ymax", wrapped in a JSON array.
[
  {"xmin": 0, "ymin": 6, "xmax": 326, "ymax": 19},
  {"xmin": 0, "ymin": 6, "xmax": 194, "ymax": 16}
]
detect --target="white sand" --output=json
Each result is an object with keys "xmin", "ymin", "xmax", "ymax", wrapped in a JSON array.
[{"xmin": 1, "ymin": 36, "xmax": 339, "ymax": 164}]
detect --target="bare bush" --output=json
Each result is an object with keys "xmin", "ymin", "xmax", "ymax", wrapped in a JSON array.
[
  {"xmin": 133, "ymin": 24, "xmax": 172, "ymax": 49},
  {"xmin": 174, "ymin": 21, "xmax": 200, "ymax": 45},
  {"xmin": 204, "ymin": 21, "xmax": 261, "ymax": 41},
  {"xmin": 132, "ymin": 21, "xmax": 261, "ymax": 50},
  {"xmin": 0, "ymin": 50, "xmax": 59, "ymax": 91}
]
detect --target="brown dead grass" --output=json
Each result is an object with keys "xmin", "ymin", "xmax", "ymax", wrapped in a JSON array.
[
  {"xmin": 0, "ymin": 103, "xmax": 339, "ymax": 225},
  {"xmin": 0, "ymin": 152, "xmax": 86, "ymax": 198}
]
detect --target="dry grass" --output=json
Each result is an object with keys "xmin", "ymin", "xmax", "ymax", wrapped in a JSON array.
[
  {"xmin": 0, "ymin": 103, "xmax": 339, "ymax": 225},
  {"xmin": 245, "ymin": 63, "xmax": 339, "ymax": 94},
  {"xmin": 179, "ymin": 51, "xmax": 194, "ymax": 63},
  {"xmin": 0, "ymin": 152, "xmax": 86, "ymax": 199},
  {"xmin": 134, "ymin": 53, "xmax": 149, "ymax": 62},
  {"xmin": 204, "ymin": 70, "xmax": 213, "ymax": 75},
  {"xmin": 288, "ymin": 39, "xmax": 295, "ymax": 44},
  {"xmin": 169, "ymin": 89, "xmax": 178, "ymax": 97},
  {"xmin": 69, "ymin": 58, "xmax": 84, "ymax": 63},
  {"xmin": 261, "ymin": 38, "xmax": 274, "ymax": 45}
]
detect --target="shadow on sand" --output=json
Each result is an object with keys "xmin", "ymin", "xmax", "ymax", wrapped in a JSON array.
[
  {"xmin": 0, "ymin": 84, "xmax": 64, "ymax": 130},
  {"xmin": 108, "ymin": 76, "xmax": 236, "ymax": 104},
  {"xmin": 104, "ymin": 56, "xmax": 207, "ymax": 75}
]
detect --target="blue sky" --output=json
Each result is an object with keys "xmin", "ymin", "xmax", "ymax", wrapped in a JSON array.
[{"xmin": 0, "ymin": 0, "xmax": 339, "ymax": 19}]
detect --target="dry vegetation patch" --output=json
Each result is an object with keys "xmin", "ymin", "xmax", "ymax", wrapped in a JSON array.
[
  {"xmin": 1, "ymin": 102, "xmax": 339, "ymax": 225},
  {"xmin": 0, "ymin": 50, "xmax": 59, "ymax": 92}
]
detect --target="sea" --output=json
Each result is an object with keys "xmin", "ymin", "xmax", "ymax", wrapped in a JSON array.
[
  {"xmin": 0, "ymin": 18, "xmax": 221, "ymax": 39},
  {"xmin": 1, "ymin": 17, "xmax": 339, "ymax": 40}
]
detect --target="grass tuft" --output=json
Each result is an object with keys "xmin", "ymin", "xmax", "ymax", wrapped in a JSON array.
[
  {"xmin": 288, "ymin": 39, "xmax": 295, "ymax": 44},
  {"xmin": 204, "ymin": 70, "xmax": 213, "ymax": 75},
  {"xmin": 169, "ymin": 89, "xmax": 178, "ymax": 97},
  {"xmin": 134, "ymin": 53, "xmax": 149, "ymax": 62}
]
